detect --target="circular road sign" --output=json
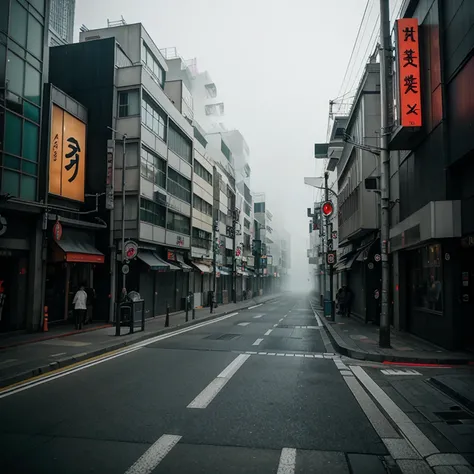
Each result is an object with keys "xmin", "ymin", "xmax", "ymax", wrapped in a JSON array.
[
  {"xmin": 124, "ymin": 240, "xmax": 138, "ymax": 260},
  {"xmin": 122, "ymin": 264, "xmax": 130, "ymax": 275},
  {"xmin": 322, "ymin": 201, "xmax": 334, "ymax": 217},
  {"xmin": 374, "ymin": 254, "xmax": 381, "ymax": 262}
]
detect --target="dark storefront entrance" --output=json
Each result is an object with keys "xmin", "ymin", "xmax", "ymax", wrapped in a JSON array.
[{"xmin": 45, "ymin": 228, "xmax": 105, "ymax": 324}]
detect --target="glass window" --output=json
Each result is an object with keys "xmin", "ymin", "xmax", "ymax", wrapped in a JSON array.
[
  {"xmin": 10, "ymin": 1, "xmax": 27, "ymax": 47},
  {"xmin": 139, "ymin": 198, "xmax": 166, "ymax": 228},
  {"xmin": 168, "ymin": 124, "xmax": 192, "ymax": 163},
  {"xmin": 167, "ymin": 168, "xmax": 191, "ymax": 203},
  {"xmin": 2, "ymin": 169, "xmax": 20, "ymax": 196},
  {"xmin": 167, "ymin": 211, "xmax": 190, "ymax": 235},
  {"xmin": 23, "ymin": 102, "xmax": 40, "ymax": 122},
  {"xmin": 140, "ymin": 147, "xmax": 166, "ymax": 189},
  {"xmin": 0, "ymin": 45, "xmax": 5, "ymax": 85},
  {"xmin": 27, "ymin": 14, "xmax": 43, "ymax": 59},
  {"xmin": 5, "ymin": 112, "xmax": 22, "ymax": 155},
  {"xmin": 28, "ymin": 0, "xmax": 45, "ymax": 15},
  {"xmin": 410, "ymin": 244, "xmax": 443, "ymax": 313},
  {"xmin": 0, "ymin": 0, "xmax": 8, "ymax": 32},
  {"xmin": 6, "ymin": 51, "xmax": 24, "ymax": 97},
  {"xmin": 21, "ymin": 160, "xmax": 37, "ymax": 174},
  {"xmin": 194, "ymin": 160, "xmax": 212, "ymax": 185},
  {"xmin": 3, "ymin": 154, "xmax": 20, "ymax": 170},
  {"xmin": 141, "ymin": 95, "xmax": 167, "ymax": 141},
  {"xmin": 20, "ymin": 175, "xmax": 36, "ymax": 200},
  {"xmin": 118, "ymin": 90, "xmax": 139, "ymax": 117},
  {"xmin": 24, "ymin": 64, "xmax": 41, "ymax": 104},
  {"xmin": 23, "ymin": 121, "xmax": 38, "ymax": 162}
]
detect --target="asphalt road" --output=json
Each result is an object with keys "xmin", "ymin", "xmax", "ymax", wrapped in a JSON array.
[{"xmin": 0, "ymin": 295, "xmax": 450, "ymax": 474}]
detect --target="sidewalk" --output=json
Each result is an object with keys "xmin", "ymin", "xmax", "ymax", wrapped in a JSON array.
[
  {"xmin": 0, "ymin": 293, "xmax": 284, "ymax": 388},
  {"xmin": 310, "ymin": 299, "xmax": 474, "ymax": 365}
]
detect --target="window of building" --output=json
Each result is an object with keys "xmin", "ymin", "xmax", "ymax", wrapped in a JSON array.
[
  {"xmin": 23, "ymin": 121, "xmax": 39, "ymax": 162},
  {"xmin": 168, "ymin": 123, "xmax": 192, "ymax": 163},
  {"xmin": 6, "ymin": 51, "xmax": 24, "ymax": 98},
  {"xmin": 10, "ymin": 1, "xmax": 27, "ymax": 47},
  {"xmin": 140, "ymin": 147, "xmax": 166, "ymax": 189},
  {"xmin": 167, "ymin": 168, "xmax": 191, "ymax": 203},
  {"xmin": 192, "ymin": 227, "xmax": 211, "ymax": 250},
  {"xmin": 4, "ymin": 112, "xmax": 22, "ymax": 156},
  {"xmin": 410, "ymin": 243, "xmax": 443, "ymax": 313},
  {"xmin": 20, "ymin": 174, "xmax": 36, "ymax": 200},
  {"xmin": 24, "ymin": 64, "xmax": 41, "ymax": 105},
  {"xmin": 23, "ymin": 102, "xmax": 40, "ymax": 123},
  {"xmin": 254, "ymin": 202, "xmax": 265, "ymax": 213},
  {"xmin": 244, "ymin": 202, "xmax": 251, "ymax": 217},
  {"xmin": 140, "ymin": 197, "xmax": 166, "ymax": 228},
  {"xmin": 141, "ymin": 94, "xmax": 167, "ymax": 141},
  {"xmin": 141, "ymin": 41, "xmax": 165, "ymax": 88},
  {"xmin": 221, "ymin": 139, "xmax": 231, "ymax": 162},
  {"xmin": 193, "ymin": 126, "xmax": 207, "ymax": 148},
  {"xmin": 193, "ymin": 194, "xmax": 212, "ymax": 216},
  {"xmin": 244, "ymin": 233, "xmax": 251, "ymax": 251},
  {"xmin": 118, "ymin": 90, "xmax": 139, "ymax": 117},
  {"xmin": 194, "ymin": 160, "xmax": 212, "ymax": 185},
  {"xmin": 28, "ymin": 0, "xmax": 45, "ymax": 15},
  {"xmin": 244, "ymin": 218, "xmax": 250, "ymax": 230},
  {"xmin": 167, "ymin": 211, "xmax": 190, "ymax": 235},
  {"xmin": 27, "ymin": 14, "xmax": 43, "ymax": 59}
]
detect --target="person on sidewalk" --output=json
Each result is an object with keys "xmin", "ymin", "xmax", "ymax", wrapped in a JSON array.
[
  {"xmin": 344, "ymin": 285, "xmax": 354, "ymax": 318},
  {"xmin": 336, "ymin": 287, "xmax": 345, "ymax": 315},
  {"xmin": 72, "ymin": 283, "xmax": 88, "ymax": 330}
]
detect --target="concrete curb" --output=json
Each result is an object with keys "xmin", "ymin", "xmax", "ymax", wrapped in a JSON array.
[
  {"xmin": 311, "ymin": 302, "xmax": 473, "ymax": 366},
  {"xmin": 428, "ymin": 377, "xmax": 474, "ymax": 412},
  {"xmin": 0, "ymin": 295, "xmax": 282, "ymax": 389}
]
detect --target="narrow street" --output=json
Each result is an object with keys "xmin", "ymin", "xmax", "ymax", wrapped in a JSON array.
[{"xmin": 0, "ymin": 295, "xmax": 472, "ymax": 473}]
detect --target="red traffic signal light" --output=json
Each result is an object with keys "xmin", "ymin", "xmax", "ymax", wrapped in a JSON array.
[{"xmin": 321, "ymin": 200, "xmax": 334, "ymax": 217}]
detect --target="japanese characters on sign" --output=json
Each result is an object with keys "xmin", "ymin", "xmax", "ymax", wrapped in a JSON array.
[
  {"xmin": 396, "ymin": 18, "xmax": 422, "ymax": 128},
  {"xmin": 49, "ymin": 105, "xmax": 86, "ymax": 202},
  {"xmin": 105, "ymin": 139, "xmax": 115, "ymax": 210}
]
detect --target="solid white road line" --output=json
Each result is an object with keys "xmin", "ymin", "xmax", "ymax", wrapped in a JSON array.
[
  {"xmin": 253, "ymin": 314, "xmax": 264, "ymax": 319},
  {"xmin": 248, "ymin": 303, "xmax": 263, "ymax": 309},
  {"xmin": 277, "ymin": 448, "xmax": 296, "ymax": 474},
  {"xmin": 264, "ymin": 329, "xmax": 273, "ymax": 336},
  {"xmin": 125, "ymin": 434, "xmax": 181, "ymax": 474},
  {"xmin": 350, "ymin": 365, "xmax": 439, "ymax": 458},
  {"xmin": 238, "ymin": 322, "xmax": 250, "ymax": 327},
  {"xmin": 187, "ymin": 354, "xmax": 250, "ymax": 409},
  {"xmin": 0, "ymin": 311, "xmax": 240, "ymax": 399},
  {"xmin": 252, "ymin": 338, "xmax": 264, "ymax": 346}
]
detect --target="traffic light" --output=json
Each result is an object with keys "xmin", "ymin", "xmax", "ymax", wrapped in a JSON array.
[{"xmin": 321, "ymin": 200, "xmax": 334, "ymax": 217}]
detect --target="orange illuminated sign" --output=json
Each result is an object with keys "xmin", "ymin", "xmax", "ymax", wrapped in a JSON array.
[
  {"xmin": 49, "ymin": 105, "xmax": 86, "ymax": 202},
  {"xmin": 396, "ymin": 18, "xmax": 422, "ymax": 128}
]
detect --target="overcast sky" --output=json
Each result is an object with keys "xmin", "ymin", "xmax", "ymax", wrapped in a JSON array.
[{"xmin": 75, "ymin": 0, "xmax": 384, "ymax": 292}]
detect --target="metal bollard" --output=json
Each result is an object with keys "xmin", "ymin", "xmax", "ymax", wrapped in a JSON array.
[
  {"xmin": 192, "ymin": 307, "xmax": 195, "ymax": 320},
  {"xmin": 185, "ymin": 298, "xmax": 189, "ymax": 322},
  {"xmin": 165, "ymin": 303, "xmax": 170, "ymax": 327}
]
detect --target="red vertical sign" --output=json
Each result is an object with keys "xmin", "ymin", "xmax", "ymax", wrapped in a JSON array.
[{"xmin": 396, "ymin": 18, "xmax": 422, "ymax": 128}]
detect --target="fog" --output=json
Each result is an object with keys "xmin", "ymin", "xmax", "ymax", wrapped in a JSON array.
[{"xmin": 75, "ymin": 0, "xmax": 371, "ymax": 293}]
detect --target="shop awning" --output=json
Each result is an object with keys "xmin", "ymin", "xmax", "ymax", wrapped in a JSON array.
[
  {"xmin": 138, "ymin": 252, "xmax": 171, "ymax": 271},
  {"xmin": 218, "ymin": 267, "xmax": 231, "ymax": 276},
  {"xmin": 237, "ymin": 268, "xmax": 249, "ymax": 277},
  {"xmin": 334, "ymin": 239, "xmax": 377, "ymax": 273},
  {"xmin": 192, "ymin": 262, "xmax": 213, "ymax": 273},
  {"xmin": 55, "ymin": 238, "xmax": 104, "ymax": 264},
  {"xmin": 176, "ymin": 253, "xmax": 192, "ymax": 272}
]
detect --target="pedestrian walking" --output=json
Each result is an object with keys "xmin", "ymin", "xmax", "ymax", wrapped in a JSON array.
[
  {"xmin": 72, "ymin": 283, "xmax": 87, "ymax": 330},
  {"xmin": 336, "ymin": 287, "xmax": 345, "ymax": 315}
]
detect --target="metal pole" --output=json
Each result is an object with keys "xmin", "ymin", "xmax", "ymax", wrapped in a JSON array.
[
  {"xmin": 319, "ymin": 206, "xmax": 326, "ymax": 306},
  {"xmin": 324, "ymin": 172, "xmax": 330, "ymax": 303},
  {"xmin": 378, "ymin": 0, "xmax": 391, "ymax": 348},
  {"xmin": 329, "ymin": 221, "xmax": 335, "ymax": 321},
  {"xmin": 121, "ymin": 134, "xmax": 127, "ymax": 291},
  {"xmin": 232, "ymin": 208, "xmax": 237, "ymax": 304},
  {"xmin": 212, "ymin": 219, "xmax": 217, "ymax": 312}
]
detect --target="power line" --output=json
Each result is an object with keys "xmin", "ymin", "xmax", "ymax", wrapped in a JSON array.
[{"xmin": 335, "ymin": 0, "xmax": 372, "ymax": 101}]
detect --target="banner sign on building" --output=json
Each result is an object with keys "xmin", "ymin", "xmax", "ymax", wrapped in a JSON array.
[
  {"xmin": 396, "ymin": 18, "xmax": 422, "ymax": 128},
  {"xmin": 105, "ymin": 139, "xmax": 115, "ymax": 210},
  {"xmin": 49, "ymin": 105, "xmax": 87, "ymax": 202}
]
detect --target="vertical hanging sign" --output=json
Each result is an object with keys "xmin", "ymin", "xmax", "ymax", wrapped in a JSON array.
[
  {"xmin": 396, "ymin": 18, "xmax": 422, "ymax": 128},
  {"xmin": 105, "ymin": 139, "xmax": 115, "ymax": 210}
]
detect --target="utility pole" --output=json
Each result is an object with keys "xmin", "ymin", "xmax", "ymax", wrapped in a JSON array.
[
  {"xmin": 231, "ymin": 207, "xmax": 238, "ymax": 304},
  {"xmin": 378, "ymin": 0, "xmax": 391, "ymax": 348},
  {"xmin": 319, "ymin": 203, "xmax": 326, "ymax": 307}
]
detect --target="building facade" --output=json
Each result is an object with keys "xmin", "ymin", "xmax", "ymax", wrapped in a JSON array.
[
  {"xmin": 389, "ymin": 0, "xmax": 474, "ymax": 350},
  {"xmin": 48, "ymin": 0, "xmax": 75, "ymax": 46},
  {"xmin": 0, "ymin": 0, "xmax": 51, "ymax": 331}
]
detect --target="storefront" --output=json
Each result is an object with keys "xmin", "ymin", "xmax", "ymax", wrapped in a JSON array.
[
  {"xmin": 45, "ymin": 226, "xmax": 104, "ymax": 324},
  {"xmin": 191, "ymin": 261, "xmax": 213, "ymax": 308}
]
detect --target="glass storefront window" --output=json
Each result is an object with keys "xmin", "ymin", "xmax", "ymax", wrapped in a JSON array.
[
  {"xmin": 2, "ymin": 169, "xmax": 20, "ymax": 196},
  {"xmin": 10, "ymin": 1, "xmax": 27, "ymax": 47},
  {"xmin": 411, "ymin": 243, "xmax": 443, "ymax": 313},
  {"xmin": 23, "ymin": 102, "xmax": 40, "ymax": 123}
]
